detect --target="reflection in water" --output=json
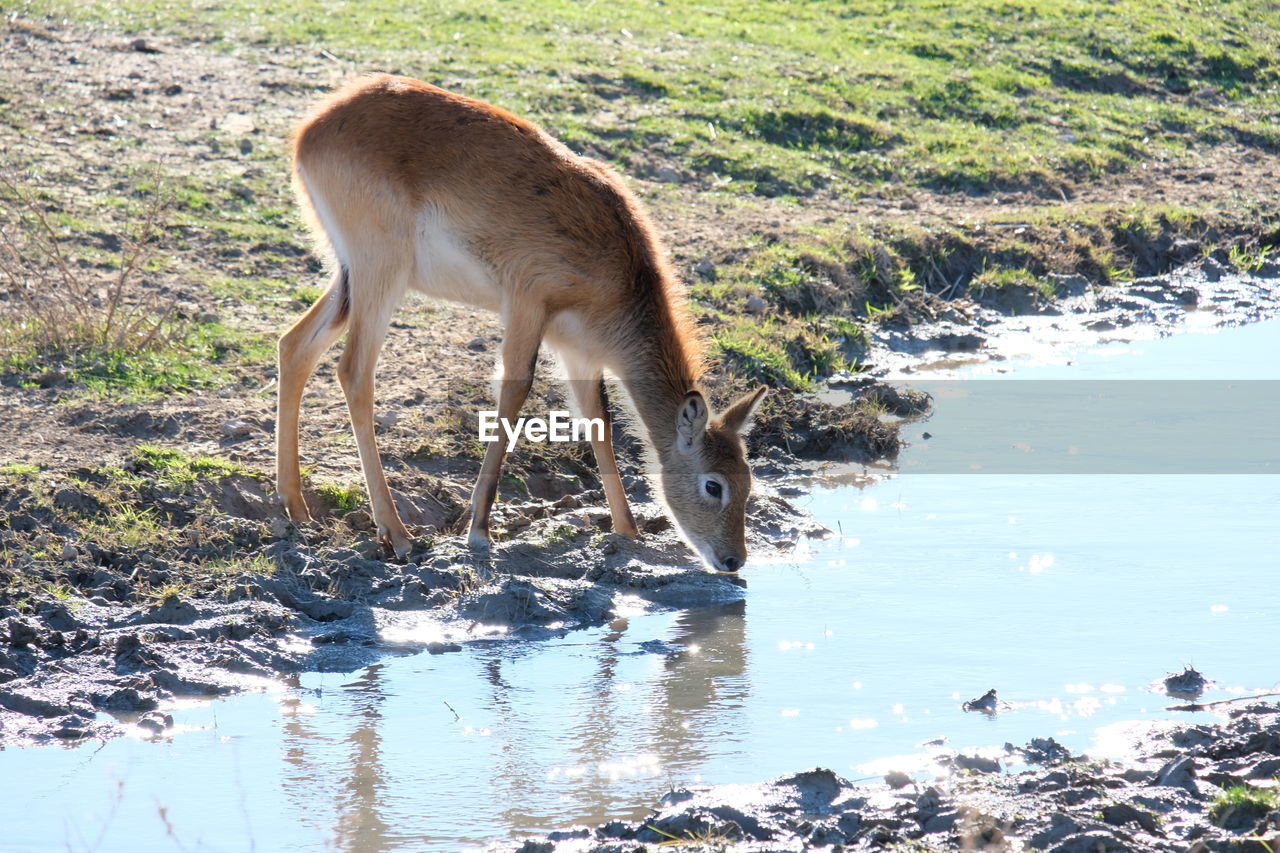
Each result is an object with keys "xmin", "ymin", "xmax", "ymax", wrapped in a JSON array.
[
  {"xmin": 333, "ymin": 665, "xmax": 393, "ymax": 850},
  {"xmin": 281, "ymin": 665, "xmax": 392, "ymax": 851},
  {"xmin": 477, "ymin": 600, "xmax": 751, "ymax": 837},
  {"xmin": 653, "ymin": 602, "xmax": 749, "ymax": 772}
]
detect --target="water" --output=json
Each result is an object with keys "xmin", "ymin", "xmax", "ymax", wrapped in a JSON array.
[{"xmin": 7, "ymin": 318, "xmax": 1280, "ymax": 852}]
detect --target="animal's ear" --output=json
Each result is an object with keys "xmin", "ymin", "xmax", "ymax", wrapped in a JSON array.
[
  {"xmin": 676, "ymin": 391, "xmax": 709, "ymax": 453},
  {"xmin": 718, "ymin": 385, "xmax": 768, "ymax": 435}
]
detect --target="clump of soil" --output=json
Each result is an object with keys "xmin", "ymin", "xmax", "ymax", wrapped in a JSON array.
[
  {"xmin": 504, "ymin": 703, "xmax": 1280, "ymax": 853},
  {"xmin": 0, "ymin": 449, "xmax": 831, "ymax": 744}
]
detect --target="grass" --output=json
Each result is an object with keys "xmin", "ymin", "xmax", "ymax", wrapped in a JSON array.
[
  {"xmin": 0, "ymin": 169, "xmax": 179, "ymax": 357},
  {"xmin": 20, "ymin": 0, "xmax": 1279, "ymax": 200},
  {"xmin": 314, "ymin": 481, "xmax": 365, "ymax": 516},
  {"xmin": 131, "ymin": 445, "xmax": 256, "ymax": 490},
  {"xmin": 7, "ymin": 2, "xmax": 1280, "ymax": 391},
  {"xmin": 1228, "ymin": 243, "xmax": 1275, "ymax": 273},
  {"xmin": 202, "ymin": 553, "xmax": 277, "ymax": 576},
  {"xmin": 83, "ymin": 503, "xmax": 171, "ymax": 552},
  {"xmin": 0, "ymin": 171, "xmax": 278, "ymax": 396},
  {"xmin": 1, "ymin": 320, "xmax": 274, "ymax": 395},
  {"xmin": 1210, "ymin": 784, "xmax": 1279, "ymax": 827}
]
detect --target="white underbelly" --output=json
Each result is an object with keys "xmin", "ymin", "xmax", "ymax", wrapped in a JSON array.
[{"xmin": 412, "ymin": 207, "xmax": 501, "ymax": 310}]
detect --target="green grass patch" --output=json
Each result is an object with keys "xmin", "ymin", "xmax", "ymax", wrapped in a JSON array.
[
  {"xmin": 1, "ymin": 320, "xmax": 274, "ymax": 396},
  {"xmin": 83, "ymin": 503, "xmax": 171, "ymax": 552},
  {"xmin": 131, "ymin": 444, "xmax": 255, "ymax": 490},
  {"xmin": 20, "ymin": 0, "xmax": 1280, "ymax": 199},
  {"xmin": 0, "ymin": 462, "xmax": 40, "ymax": 478},
  {"xmin": 315, "ymin": 481, "xmax": 364, "ymax": 516},
  {"xmin": 1209, "ymin": 784, "xmax": 1278, "ymax": 828},
  {"xmin": 202, "ymin": 553, "xmax": 277, "ymax": 577}
]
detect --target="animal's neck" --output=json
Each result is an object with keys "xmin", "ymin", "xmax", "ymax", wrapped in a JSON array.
[{"xmin": 612, "ymin": 270, "xmax": 705, "ymax": 456}]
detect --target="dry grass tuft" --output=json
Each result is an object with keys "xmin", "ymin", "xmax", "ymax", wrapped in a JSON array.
[{"xmin": 0, "ymin": 170, "xmax": 181, "ymax": 360}]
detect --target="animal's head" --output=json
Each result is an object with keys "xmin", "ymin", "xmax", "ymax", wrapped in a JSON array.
[{"xmin": 659, "ymin": 385, "xmax": 768, "ymax": 572}]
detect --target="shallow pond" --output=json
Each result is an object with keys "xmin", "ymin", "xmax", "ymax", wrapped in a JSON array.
[{"xmin": 7, "ymin": 317, "xmax": 1279, "ymax": 852}]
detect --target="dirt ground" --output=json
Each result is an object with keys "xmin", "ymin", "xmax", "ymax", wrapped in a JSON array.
[
  {"xmin": 502, "ymin": 701, "xmax": 1280, "ymax": 853},
  {"xmin": 1, "ymin": 19, "xmax": 1279, "ymax": 851}
]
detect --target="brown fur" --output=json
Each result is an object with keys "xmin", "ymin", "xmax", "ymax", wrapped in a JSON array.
[{"xmin": 276, "ymin": 74, "xmax": 766, "ymax": 571}]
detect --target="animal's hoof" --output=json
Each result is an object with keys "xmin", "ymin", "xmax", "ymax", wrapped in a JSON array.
[
  {"xmin": 284, "ymin": 502, "xmax": 313, "ymax": 524},
  {"xmin": 378, "ymin": 524, "xmax": 413, "ymax": 561},
  {"xmin": 467, "ymin": 531, "xmax": 491, "ymax": 552}
]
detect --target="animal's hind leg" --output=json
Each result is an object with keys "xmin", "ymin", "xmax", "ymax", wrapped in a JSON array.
[
  {"xmin": 336, "ymin": 264, "xmax": 413, "ymax": 559},
  {"xmin": 277, "ymin": 266, "xmax": 350, "ymax": 523}
]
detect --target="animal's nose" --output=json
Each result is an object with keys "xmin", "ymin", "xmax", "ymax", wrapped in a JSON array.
[{"xmin": 720, "ymin": 555, "xmax": 742, "ymax": 572}]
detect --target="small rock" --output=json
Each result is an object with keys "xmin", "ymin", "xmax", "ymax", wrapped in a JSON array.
[
  {"xmin": 375, "ymin": 410, "xmax": 399, "ymax": 428},
  {"xmin": 297, "ymin": 597, "xmax": 353, "ymax": 622},
  {"xmin": 59, "ymin": 543, "xmax": 78, "ymax": 562},
  {"xmin": 923, "ymin": 811, "xmax": 959, "ymax": 833},
  {"xmin": 1155, "ymin": 754, "xmax": 1198, "ymax": 791},
  {"xmin": 951, "ymin": 752, "xmax": 1001, "ymax": 774},
  {"xmin": 963, "ymin": 688, "xmax": 999, "ymax": 714},
  {"xmin": 1200, "ymin": 256, "xmax": 1228, "ymax": 283},
  {"xmin": 1102, "ymin": 803, "xmax": 1158, "ymax": 833},
  {"xmin": 270, "ymin": 517, "xmax": 296, "ymax": 540},
  {"xmin": 220, "ymin": 112, "xmax": 256, "ymax": 134},
  {"xmin": 222, "ymin": 419, "xmax": 256, "ymax": 438},
  {"xmin": 1164, "ymin": 666, "xmax": 1208, "ymax": 697},
  {"xmin": 426, "ymin": 642, "xmax": 462, "ymax": 654},
  {"xmin": 239, "ymin": 138, "xmax": 253, "ymax": 155},
  {"xmin": 1047, "ymin": 272, "xmax": 1090, "ymax": 294},
  {"xmin": 745, "ymin": 294, "xmax": 767, "ymax": 313},
  {"xmin": 653, "ymin": 166, "xmax": 683, "ymax": 184},
  {"xmin": 884, "ymin": 770, "xmax": 913, "ymax": 789},
  {"xmin": 129, "ymin": 38, "xmax": 161, "ymax": 53},
  {"xmin": 1049, "ymin": 830, "xmax": 1128, "ymax": 853},
  {"xmin": 54, "ymin": 487, "xmax": 103, "ymax": 515},
  {"xmin": 136, "ymin": 711, "xmax": 174, "ymax": 735},
  {"xmin": 6, "ymin": 618, "xmax": 39, "ymax": 649},
  {"xmin": 467, "ymin": 336, "xmax": 487, "ymax": 351},
  {"xmin": 694, "ymin": 258, "xmax": 716, "ymax": 279},
  {"xmin": 345, "ymin": 509, "xmax": 374, "ymax": 532}
]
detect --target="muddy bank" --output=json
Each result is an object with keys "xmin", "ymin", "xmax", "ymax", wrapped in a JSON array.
[
  {"xmin": 0, "ymin": 475, "xmax": 826, "ymax": 744},
  {"xmin": 862, "ymin": 257, "xmax": 1280, "ymax": 377},
  {"xmin": 501, "ymin": 702, "xmax": 1280, "ymax": 853}
]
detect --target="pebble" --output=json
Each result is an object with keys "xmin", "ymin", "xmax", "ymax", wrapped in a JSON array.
[{"xmin": 222, "ymin": 419, "xmax": 255, "ymax": 438}]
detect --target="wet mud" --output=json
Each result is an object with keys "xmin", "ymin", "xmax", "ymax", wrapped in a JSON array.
[
  {"xmin": 864, "ymin": 257, "xmax": 1280, "ymax": 376},
  {"xmin": 0, "ymin": 483, "xmax": 823, "ymax": 744},
  {"xmin": 503, "ymin": 703, "xmax": 1280, "ymax": 853}
]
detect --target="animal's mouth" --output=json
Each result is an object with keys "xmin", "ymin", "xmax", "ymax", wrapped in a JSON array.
[{"xmin": 697, "ymin": 543, "xmax": 741, "ymax": 574}]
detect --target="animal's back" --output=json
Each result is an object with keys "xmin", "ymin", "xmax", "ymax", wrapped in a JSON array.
[{"xmin": 290, "ymin": 74, "xmax": 663, "ymax": 317}]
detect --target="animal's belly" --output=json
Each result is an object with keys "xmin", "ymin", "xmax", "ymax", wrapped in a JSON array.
[{"xmin": 411, "ymin": 209, "xmax": 501, "ymax": 311}]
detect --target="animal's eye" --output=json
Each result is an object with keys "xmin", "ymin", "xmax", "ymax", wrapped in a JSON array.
[{"xmin": 704, "ymin": 480, "xmax": 723, "ymax": 499}]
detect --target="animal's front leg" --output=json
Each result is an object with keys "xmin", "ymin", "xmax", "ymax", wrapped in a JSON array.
[{"xmin": 468, "ymin": 307, "xmax": 546, "ymax": 549}]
